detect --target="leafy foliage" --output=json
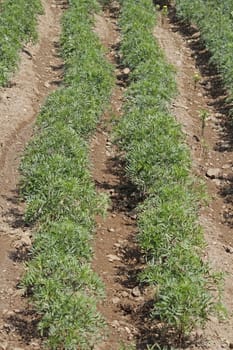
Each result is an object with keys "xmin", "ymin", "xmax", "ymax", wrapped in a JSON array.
[
  {"xmin": 20, "ymin": 0, "xmax": 113, "ymax": 348},
  {"xmin": 116, "ymin": 0, "xmax": 221, "ymax": 336},
  {"xmin": 0, "ymin": 0, "xmax": 42, "ymax": 85}
]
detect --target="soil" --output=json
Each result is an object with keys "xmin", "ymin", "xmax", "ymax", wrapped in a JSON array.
[
  {"xmin": 0, "ymin": 1, "xmax": 233, "ymax": 350},
  {"xmin": 0, "ymin": 0, "xmax": 64, "ymax": 348}
]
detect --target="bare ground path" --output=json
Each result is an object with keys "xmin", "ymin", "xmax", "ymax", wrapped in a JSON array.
[
  {"xmin": 154, "ymin": 10, "xmax": 233, "ymax": 350},
  {"xmin": 0, "ymin": 0, "xmax": 64, "ymax": 348}
]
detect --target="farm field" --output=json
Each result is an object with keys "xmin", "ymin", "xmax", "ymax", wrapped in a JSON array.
[{"xmin": 0, "ymin": 0, "xmax": 233, "ymax": 349}]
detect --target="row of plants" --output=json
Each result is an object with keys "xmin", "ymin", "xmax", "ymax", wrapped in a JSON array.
[
  {"xmin": 175, "ymin": 0, "xmax": 233, "ymax": 102},
  {"xmin": 20, "ymin": 0, "xmax": 113, "ymax": 348},
  {"xmin": 116, "ymin": 0, "xmax": 221, "ymax": 337},
  {"xmin": 0, "ymin": 0, "xmax": 42, "ymax": 85}
]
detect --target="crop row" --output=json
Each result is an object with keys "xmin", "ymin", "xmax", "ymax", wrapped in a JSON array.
[
  {"xmin": 175, "ymin": 0, "xmax": 233, "ymax": 102},
  {"xmin": 20, "ymin": 0, "xmax": 113, "ymax": 348},
  {"xmin": 116, "ymin": 0, "xmax": 221, "ymax": 337},
  {"xmin": 0, "ymin": 0, "xmax": 42, "ymax": 86}
]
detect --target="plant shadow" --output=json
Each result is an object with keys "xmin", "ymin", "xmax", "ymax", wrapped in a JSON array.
[{"xmin": 6, "ymin": 310, "xmax": 43, "ymax": 345}]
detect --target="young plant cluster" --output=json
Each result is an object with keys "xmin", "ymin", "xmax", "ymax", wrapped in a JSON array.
[
  {"xmin": 0, "ymin": 0, "xmax": 42, "ymax": 85},
  {"xmin": 20, "ymin": 0, "xmax": 113, "ymax": 348},
  {"xmin": 175, "ymin": 0, "xmax": 233, "ymax": 103},
  {"xmin": 116, "ymin": 0, "xmax": 220, "ymax": 336}
]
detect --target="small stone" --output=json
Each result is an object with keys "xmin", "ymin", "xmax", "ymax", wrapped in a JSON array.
[
  {"xmin": 107, "ymin": 254, "xmax": 121, "ymax": 262},
  {"xmin": 131, "ymin": 286, "xmax": 141, "ymax": 297},
  {"xmin": 131, "ymin": 214, "xmax": 137, "ymax": 220},
  {"xmin": 113, "ymin": 243, "xmax": 121, "ymax": 248},
  {"xmin": 121, "ymin": 291, "xmax": 129, "ymax": 298},
  {"xmin": 125, "ymin": 326, "xmax": 131, "ymax": 334},
  {"xmin": 5, "ymin": 310, "xmax": 15, "ymax": 317},
  {"xmin": 111, "ymin": 320, "xmax": 120, "ymax": 328},
  {"xmin": 112, "ymin": 297, "xmax": 120, "ymax": 304},
  {"xmin": 44, "ymin": 81, "xmax": 50, "ymax": 88},
  {"xmin": 13, "ymin": 309, "xmax": 20, "ymax": 313},
  {"xmin": 123, "ymin": 67, "xmax": 130, "ymax": 75},
  {"xmin": 222, "ymin": 164, "xmax": 231, "ymax": 169},
  {"xmin": 108, "ymin": 228, "xmax": 115, "ymax": 233},
  {"xmin": 206, "ymin": 168, "xmax": 221, "ymax": 179}
]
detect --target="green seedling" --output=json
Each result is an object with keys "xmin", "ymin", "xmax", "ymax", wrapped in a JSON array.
[
  {"xmin": 193, "ymin": 72, "xmax": 201, "ymax": 89},
  {"xmin": 161, "ymin": 5, "xmax": 168, "ymax": 24},
  {"xmin": 199, "ymin": 109, "xmax": 209, "ymax": 136},
  {"xmin": 162, "ymin": 5, "xmax": 168, "ymax": 16}
]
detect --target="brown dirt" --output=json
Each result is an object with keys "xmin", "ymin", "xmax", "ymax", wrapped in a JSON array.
[
  {"xmin": 0, "ymin": 0, "xmax": 64, "ymax": 348},
  {"xmin": 154, "ymin": 9, "xmax": 233, "ymax": 350}
]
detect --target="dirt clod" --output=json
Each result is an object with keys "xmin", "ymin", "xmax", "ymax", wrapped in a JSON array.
[
  {"xmin": 111, "ymin": 320, "xmax": 120, "ymax": 328},
  {"xmin": 131, "ymin": 286, "xmax": 141, "ymax": 298},
  {"xmin": 107, "ymin": 254, "xmax": 121, "ymax": 262},
  {"xmin": 112, "ymin": 297, "xmax": 120, "ymax": 304},
  {"xmin": 206, "ymin": 168, "xmax": 221, "ymax": 179}
]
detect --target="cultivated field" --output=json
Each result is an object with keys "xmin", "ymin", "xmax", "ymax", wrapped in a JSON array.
[{"xmin": 0, "ymin": 1, "xmax": 232, "ymax": 349}]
